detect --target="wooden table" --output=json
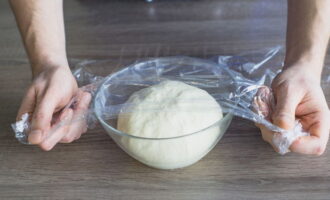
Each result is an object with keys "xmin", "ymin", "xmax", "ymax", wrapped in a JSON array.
[{"xmin": 1, "ymin": 0, "xmax": 330, "ymax": 199}]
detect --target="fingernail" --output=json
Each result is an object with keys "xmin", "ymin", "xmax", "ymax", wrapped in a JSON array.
[
  {"xmin": 28, "ymin": 130, "xmax": 43, "ymax": 144},
  {"xmin": 60, "ymin": 109, "xmax": 72, "ymax": 121},
  {"xmin": 81, "ymin": 93, "xmax": 92, "ymax": 104}
]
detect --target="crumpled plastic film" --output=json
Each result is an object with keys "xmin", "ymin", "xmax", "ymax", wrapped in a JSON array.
[
  {"xmin": 11, "ymin": 46, "xmax": 322, "ymax": 154},
  {"xmin": 252, "ymin": 86, "xmax": 309, "ymax": 155}
]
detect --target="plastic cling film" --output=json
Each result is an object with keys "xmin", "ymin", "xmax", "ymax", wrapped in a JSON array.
[
  {"xmin": 12, "ymin": 113, "xmax": 29, "ymax": 144},
  {"xmin": 11, "ymin": 84, "xmax": 100, "ymax": 145},
  {"xmin": 252, "ymin": 86, "xmax": 310, "ymax": 155},
  {"xmin": 11, "ymin": 46, "xmax": 315, "ymax": 154},
  {"xmin": 273, "ymin": 121, "xmax": 310, "ymax": 155}
]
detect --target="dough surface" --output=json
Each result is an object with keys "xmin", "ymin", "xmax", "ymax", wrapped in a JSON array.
[{"xmin": 117, "ymin": 80, "xmax": 223, "ymax": 169}]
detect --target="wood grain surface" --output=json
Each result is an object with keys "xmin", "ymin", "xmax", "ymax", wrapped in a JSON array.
[{"xmin": 0, "ymin": 0, "xmax": 330, "ymax": 199}]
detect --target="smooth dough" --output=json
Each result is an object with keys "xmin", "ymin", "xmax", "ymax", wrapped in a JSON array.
[{"xmin": 117, "ymin": 80, "xmax": 223, "ymax": 169}]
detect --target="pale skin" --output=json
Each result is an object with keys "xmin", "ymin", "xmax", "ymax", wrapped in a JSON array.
[
  {"xmin": 10, "ymin": 0, "xmax": 91, "ymax": 151},
  {"xmin": 257, "ymin": 0, "xmax": 330, "ymax": 155},
  {"xmin": 10, "ymin": 0, "xmax": 330, "ymax": 153}
]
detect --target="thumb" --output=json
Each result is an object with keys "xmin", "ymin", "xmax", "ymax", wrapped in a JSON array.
[
  {"xmin": 17, "ymin": 87, "xmax": 36, "ymax": 120},
  {"xmin": 29, "ymin": 94, "xmax": 57, "ymax": 144},
  {"xmin": 272, "ymin": 91, "xmax": 299, "ymax": 130}
]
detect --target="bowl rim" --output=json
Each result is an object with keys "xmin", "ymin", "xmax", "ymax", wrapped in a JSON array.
[{"xmin": 93, "ymin": 56, "xmax": 234, "ymax": 140}]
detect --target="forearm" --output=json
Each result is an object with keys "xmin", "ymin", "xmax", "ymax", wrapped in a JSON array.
[
  {"xmin": 285, "ymin": 0, "xmax": 330, "ymax": 78},
  {"xmin": 9, "ymin": 0, "xmax": 68, "ymax": 77}
]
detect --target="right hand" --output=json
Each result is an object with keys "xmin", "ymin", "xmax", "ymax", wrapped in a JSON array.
[
  {"xmin": 17, "ymin": 65, "xmax": 92, "ymax": 151},
  {"xmin": 257, "ymin": 63, "xmax": 330, "ymax": 155}
]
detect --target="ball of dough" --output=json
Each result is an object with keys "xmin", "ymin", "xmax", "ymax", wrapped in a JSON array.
[{"xmin": 117, "ymin": 80, "xmax": 223, "ymax": 169}]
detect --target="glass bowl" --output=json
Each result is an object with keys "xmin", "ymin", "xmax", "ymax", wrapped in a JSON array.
[{"xmin": 93, "ymin": 57, "xmax": 234, "ymax": 169}]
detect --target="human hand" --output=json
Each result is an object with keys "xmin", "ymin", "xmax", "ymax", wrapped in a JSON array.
[
  {"xmin": 17, "ymin": 65, "xmax": 92, "ymax": 151},
  {"xmin": 257, "ymin": 63, "xmax": 330, "ymax": 155}
]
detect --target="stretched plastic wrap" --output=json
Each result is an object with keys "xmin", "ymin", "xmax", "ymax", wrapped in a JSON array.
[{"xmin": 12, "ymin": 46, "xmax": 314, "ymax": 155}]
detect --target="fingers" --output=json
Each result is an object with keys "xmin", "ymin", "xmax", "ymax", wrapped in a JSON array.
[
  {"xmin": 253, "ymin": 96, "xmax": 271, "ymax": 120},
  {"xmin": 255, "ymin": 123, "xmax": 279, "ymax": 152},
  {"xmin": 60, "ymin": 92, "xmax": 91, "ymax": 143},
  {"xmin": 290, "ymin": 113, "xmax": 330, "ymax": 155},
  {"xmin": 257, "ymin": 118, "xmax": 330, "ymax": 156},
  {"xmin": 290, "ymin": 136, "xmax": 326, "ymax": 155},
  {"xmin": 28, "ymin": 90, "xmax": 91, "ymax": 150},
  {"xmin": 257, "ymin": 122, "xmax": 327, "ymax": 155},
  {"xmin": 28, "ymin": 93, "xmax": 58, "ymax": 144},
  {"xmin": 39, "ymin": 108, "xmax": 74, "ymax": 151},
  {"xmin": 22, "ymin": 87, "xmax": 91, "ymax": 150},
  {"xmin": 257, "ymin": 117, "xmax": 330, "ymax": 156},
  {"xmin": 272, "ymin": 88, "xmax": 300, "ymax": 130},
  {"xmin": 16, "ymin": 87, "xmax": 36, "ymax": 120}
]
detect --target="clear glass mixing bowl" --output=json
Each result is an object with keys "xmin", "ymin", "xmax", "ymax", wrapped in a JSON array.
[{"xmin": 93, "ymin": 57, "xmax": 234, "ymax": 169}]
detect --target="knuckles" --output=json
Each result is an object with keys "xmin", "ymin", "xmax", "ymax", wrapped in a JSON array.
[
  {"xmin": 60, "ymin": 135, "xmax": 76, "ymax": 143},
  {"xmin": 291, "ymin": 137, "xmax": 327, "ymax": 156},
  {"xmin": 39, "ymin": 142, "xmax": 53, "ymax": 151},
  {"xmin": 33, "ymin": 112, "xmax": 47, "ymax": 121},
  {"xmin": 272, "ymin": 81, "xmax": 292, "ymax": 94},
  {"xmin": 314, "ymin": 144, "xmax": 326, "ymax": 156}
]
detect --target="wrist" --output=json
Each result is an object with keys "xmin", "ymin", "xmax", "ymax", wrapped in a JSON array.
[
  {"xmin": 31, "ymin": 56, "xmax": 70, "ymax": 78},
  {"xmin": 282, "ymin": 61, "xmax": 322, "ymax": 84},
  {"xmin": 284, "ymin": 51, "xmax": 324, "ymax": 80},
  {"xmin": 284, "ymin": 47, "xmax": 325, "ymax": 77}
]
